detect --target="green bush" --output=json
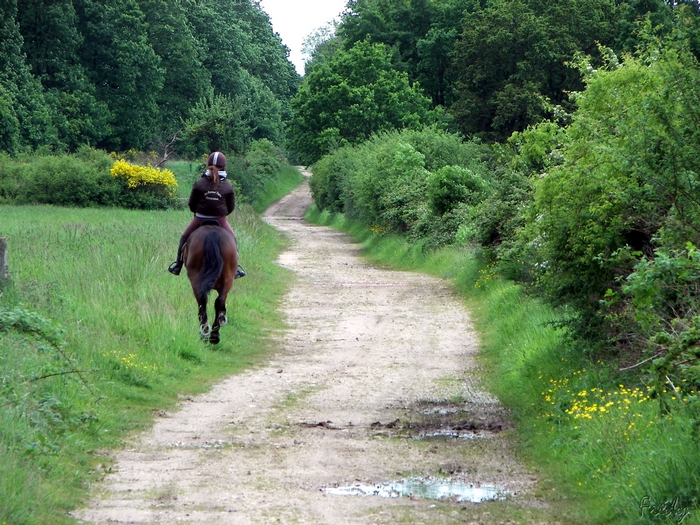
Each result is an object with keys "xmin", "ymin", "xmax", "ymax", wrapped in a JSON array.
[
  {"xmin": 309, "ymin": 126, "xmax": 492, "ymax": 245},
  {"xmin": 230, "ymin": 139, "xmax": 287, "ymax": 204},
  {"xmin": 426, "ymin": 165, "xmax": 488, "ymax": 215}
]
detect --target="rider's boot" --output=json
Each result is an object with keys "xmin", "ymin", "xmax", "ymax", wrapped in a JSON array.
[{"xmin": 168, "ymin": 236, "xmax": 187, "ymax": 276}]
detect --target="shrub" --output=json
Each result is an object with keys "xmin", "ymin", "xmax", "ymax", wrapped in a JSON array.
[
  {"xmin": 309, "ymin": 126, "xmax": 492, "ymax": 246},
  {"xmin": 0, "ymin": 149, "xmax": 180, "ymax": 209},
  {"xmin": 426, "ymin": 165, "xmax": 488, "ymax": 216},
  {"xmin": 110, "ymin": 160, "xmax": 177, "ymax": 193},
  {"xmin": 229, "ymin": 139, "xmax": 287, "ymax": 204}
]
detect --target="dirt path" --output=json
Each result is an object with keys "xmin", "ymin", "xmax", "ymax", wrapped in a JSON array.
[{"xmin": 75, "ymin": 177, "xmax": 551, "ymax": 525}]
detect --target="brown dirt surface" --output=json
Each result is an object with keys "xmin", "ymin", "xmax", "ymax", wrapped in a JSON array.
[{"xmin": 74, "ymin": 173, "xmax": 559, "ymax": 525}]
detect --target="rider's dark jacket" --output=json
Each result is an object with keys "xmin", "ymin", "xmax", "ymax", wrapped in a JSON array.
[{"xmin": 188, "ymin": 175, "xmax": 235, "ymax": 217}]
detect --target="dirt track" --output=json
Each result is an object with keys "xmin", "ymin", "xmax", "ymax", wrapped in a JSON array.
[{"xmin": 75, "ymin": 176, "xmax": 553, "ymax": 524}]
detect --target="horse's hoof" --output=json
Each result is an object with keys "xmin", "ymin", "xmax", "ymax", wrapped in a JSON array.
[
  {"xmin": 200, "ymin": 324, "xmax": 211, "ymax": 338},
  {"xmin": 209, "ymin": 327, "xmax": 220, "ymax": 345},
  {"xmin": 219, "ymin": 315, "xmax": 227, "ymax": 327}
]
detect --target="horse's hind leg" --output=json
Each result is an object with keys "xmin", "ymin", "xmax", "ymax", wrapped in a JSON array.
[
  {"xmin": 209, "ymin": 295, "xmax": 223, "ymax": 345},
  {"xmin": 197, "ymin": 295, "xmax": 211, "ymax": 339},
  {"xmin": 209, "ymin": 289, "xmax": 230, "ymax": 345}
]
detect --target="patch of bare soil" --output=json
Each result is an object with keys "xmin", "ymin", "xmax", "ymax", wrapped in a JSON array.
[{"xmin": 74, "ymin": 175, "xmax": 556, "ymax": 524}]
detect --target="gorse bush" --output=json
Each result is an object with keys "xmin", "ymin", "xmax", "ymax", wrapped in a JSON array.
[{"xmin": 110, "ymin": 160, "xmax": 178, "ymax": 193}]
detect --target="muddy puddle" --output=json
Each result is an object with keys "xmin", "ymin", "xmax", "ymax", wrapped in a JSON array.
[{"xmin": 322, "ymin": 478, "xmax": 508, "ymax": 503}]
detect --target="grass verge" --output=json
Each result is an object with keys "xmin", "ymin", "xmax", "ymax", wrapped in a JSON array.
[
  {"xmin": 306, "ymin": 205, "xmax": 700, "ymax": 525},
  {"xmin": 0, "ymin": 177, "xmax": 301, "ymax": 523}
]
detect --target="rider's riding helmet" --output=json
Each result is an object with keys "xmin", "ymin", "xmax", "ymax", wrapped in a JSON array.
[{"xmin": 207, "ymin": 151, "xmax": 226, "ymax": 170}]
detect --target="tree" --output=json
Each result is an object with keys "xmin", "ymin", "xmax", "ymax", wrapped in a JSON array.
[
  {"xmin": 17, "ymin": 0, "xmax": 109, "ymax": 150},
  {"xmin": 339, "ymin": 0, "xmax": 474, "ymax": 107},
  {"xmin": 74, "ymin": 0, "xmax": 163, "ymax": 151},
  {"xmin": 450, "ymin": 0, "xmax": 617, "ymax": 141},
  {"xmin": 0, "ymin": 0, "xmax": 58, "ymax": 152},
  {"xmin": 288, "ymin": 38, "xmax": 431, "ymax": 164},
  {"xmin": 138, "ymin": 0, "xmax": 210, "ymax": 137}
]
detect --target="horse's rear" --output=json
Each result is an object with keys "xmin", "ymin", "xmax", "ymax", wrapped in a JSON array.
[{"xmin": 184, "ymin": 225, "xmax": 238, "ymax": 344}]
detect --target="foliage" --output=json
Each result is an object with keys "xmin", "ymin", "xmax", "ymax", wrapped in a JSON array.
[
  {"xmin": 511, "ymin": 27, "xmax": 700, "ymax": 353},
  {"xmin": 3, "ymin": 0, "xmax": 298, "ymax": 155},
  {"xmin": 0, "ymin": 149, "xmax": 178, "ymax": 209},
  {"xmin": 426, "ymin": 165, "xmax": 488, "ymax": 216},
  {"xmin": 229, "ymin": 139, "xmax": 286, "ymax": 205},
  {"xmin": 309, "ymin": 126, "xmax": 491, "ymax": 246},
  {"xmin": 606, "ymin": 244, "xmax": 700, "ymax": 409},
  {"xmin": 339, "ymin": 0, "xmax": 474, "ymax": 107},
  {"xmin": 450, "ymin": 0, "xmax": 618, "ymax": 141},
  {"xmin": 288, "ymin": 38, "xmax": 432, "ymax": 165},
  {"xmin": 109, "ymin": 159, "xmax": 177, "ymax": 193},
  {"xmin": 180, "ymin": 90, "xmax": 245, "ymax": 158}
]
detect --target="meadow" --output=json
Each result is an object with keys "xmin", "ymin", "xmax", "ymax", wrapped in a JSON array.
[
  {"xmin": 0, "ymin": 166, "xmax": 304, "ymax": 524},
  {"xmin": 307, "ymin": 206, "xmax": 700, "ymax": 525}
]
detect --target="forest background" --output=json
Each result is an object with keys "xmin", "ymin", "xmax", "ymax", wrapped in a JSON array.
[{"xmin": 3, "ymin": 0, "xmax": 700, "ymax": 523}]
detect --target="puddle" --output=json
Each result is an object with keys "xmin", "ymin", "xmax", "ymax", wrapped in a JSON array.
[
  {"xmin": 322, "ymin": 478, "xmax": 507, "ymax": 503},
  {"xmin": 418, "ymin": 429, "xmax": 494, "ymax": 440}
]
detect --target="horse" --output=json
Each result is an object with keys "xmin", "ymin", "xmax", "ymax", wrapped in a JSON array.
[{"xmin": 182, "ymin": 223, "xmax": 238, "ymax": 344}]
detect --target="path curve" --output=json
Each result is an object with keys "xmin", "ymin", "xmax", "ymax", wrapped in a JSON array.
[{"xmin": 75, "ymin": 176, "xmax": 541, "ymax": 525}]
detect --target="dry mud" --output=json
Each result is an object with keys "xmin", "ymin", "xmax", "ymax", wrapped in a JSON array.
[{"xmin": 75, "ymin": 176, "xmax": 555, "ymax": 524}]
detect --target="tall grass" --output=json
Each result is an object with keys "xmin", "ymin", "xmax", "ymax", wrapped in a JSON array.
[
  {"xmin": 0, "ymin": 198, "xmax": 295, "ymax": 523},
  {"xmin": 307, "ymin": 205, "xmax": 700, "ymax": 525}
]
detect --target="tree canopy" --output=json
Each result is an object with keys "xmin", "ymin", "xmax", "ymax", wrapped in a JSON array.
[
  {"xmin": 289, "ymin": 38, "xmax": 432, "ymax": 164},
  {"xmin": 1, "ymin": 0, "xmax": 299, "ymax": 155}
]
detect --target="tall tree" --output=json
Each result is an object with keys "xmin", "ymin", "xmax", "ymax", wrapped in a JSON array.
[
  {"xmin": 339, "ymin": 0, "xmax": 473, "ymax": 106},
  {"xmin": 450, "ymin": 0, "xmax": 617, "ymax": 141},
  {"xmin": 137, "ymin": 0, "xmax": 210, "ymax": 138},
  {"xmin": 288, "ymin": 38, "xmax": 431, "ymax": 164},
  {"xmin": 74, "ymin": 0, "xmax": 163, "ymax": 151},
  {"xmin": 17, "ymin": 0, "xmax": 109, "ymax": 150},
  {"xmin": 0, "ymin": 0, "xmax": 58, "ymax": 152}
]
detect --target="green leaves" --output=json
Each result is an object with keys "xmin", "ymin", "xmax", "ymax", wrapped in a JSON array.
[{"xmin": 289, "ymin": 39, "xmax": 431, "ymax": 164}]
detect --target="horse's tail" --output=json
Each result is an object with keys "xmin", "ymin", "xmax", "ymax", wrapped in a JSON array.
[{"xmin": 197, "ymin": 231, "xmax": 223, "ymax": 297}]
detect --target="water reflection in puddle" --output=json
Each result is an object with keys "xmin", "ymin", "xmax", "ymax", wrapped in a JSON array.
[
  {"xmin": 322, "ymin": 479, "xmax": 507, "ymax": 503},
  {"xmin": 418, "ymin": 430, "xmax": 488, "ymax": 440}
]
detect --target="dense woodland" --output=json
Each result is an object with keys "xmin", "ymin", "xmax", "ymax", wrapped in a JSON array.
[{"xmin": 0, "ymin": 0, "xmax": 299, "ymax": 155}]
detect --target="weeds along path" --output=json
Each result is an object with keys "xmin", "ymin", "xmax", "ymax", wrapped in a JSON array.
[{"xmin": 75, "ymin": 176, "xmax": 546, "ymax": 525}]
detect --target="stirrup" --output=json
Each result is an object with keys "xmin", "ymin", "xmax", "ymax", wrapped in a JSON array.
[
  {"xmin": 168, "ymin": 261, "xmax": 182, "ymax": 275},
  {"xmin": 235, "ymin": 267, "xmax": 246, "ymax": 279}
]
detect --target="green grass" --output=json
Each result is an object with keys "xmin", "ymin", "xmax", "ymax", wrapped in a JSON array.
[
  {"xmin": 0, "ymin": 182, "xmax": 300, "ymax": 523},
  {"xmin": 306, "ymin": 205, "xmax": 700, "ymax": 525},
  {"xmin": 166, "ymin": 160, "xmax": 201, "ymax": 199},
  {"xmin": 251, "ymin": 165, "xmax": 306, "ymax": 213}
]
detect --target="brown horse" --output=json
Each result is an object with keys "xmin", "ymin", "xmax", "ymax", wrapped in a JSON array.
[{"xmin": 182, "ymin": 223, "xmax": 238, "ymax": 344}]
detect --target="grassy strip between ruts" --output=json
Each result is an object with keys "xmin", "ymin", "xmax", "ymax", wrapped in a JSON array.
[
  {"xmin": 0, "ymin": 167, "xmax": 305, "ymax": 524},
  {"xmin": 306, "ymin": 205, "xmax": 700, "ymax": 525}
]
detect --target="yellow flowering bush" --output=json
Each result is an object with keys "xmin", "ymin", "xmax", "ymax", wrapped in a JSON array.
[{"xmin": 110, "ymin": 159, "xmax": 178, "ymax": 194}]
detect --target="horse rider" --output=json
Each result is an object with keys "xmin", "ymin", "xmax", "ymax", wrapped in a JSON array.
[{"xmin": 168, "ymin": 151, "xmax": 245, "ymax": 278}]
